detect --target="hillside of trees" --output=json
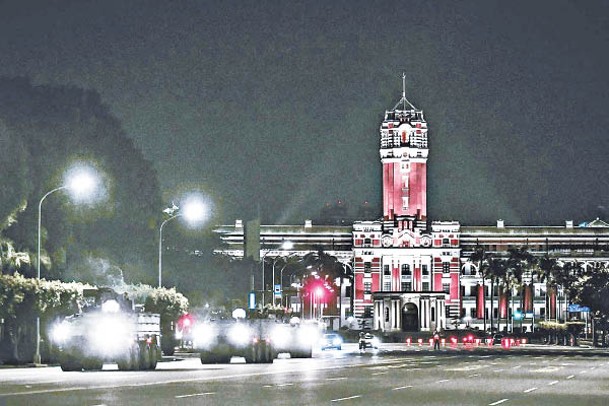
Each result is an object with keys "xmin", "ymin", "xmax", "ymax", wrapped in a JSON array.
[{"xmin": 0, "ymin": 77, "xmax": 162, "ymax": 285}]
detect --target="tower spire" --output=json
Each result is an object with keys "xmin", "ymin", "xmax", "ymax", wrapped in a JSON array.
[
  {"xmin": 393, "ymin": 72, "xmax": 416, "ymax": 111},
  {"xmin": 402, "ymin": 72, "xmax": 406, "ymax": 109}
]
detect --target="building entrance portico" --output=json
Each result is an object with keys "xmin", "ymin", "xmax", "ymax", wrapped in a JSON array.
[{"xmin": 373, "ymin": 292, "xmax": 446, "ymax": 333}]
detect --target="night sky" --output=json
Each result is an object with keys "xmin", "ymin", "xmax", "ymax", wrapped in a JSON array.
[{"xmin": 2, "ymin": 0, "xmax": 609, "ymax": 227}]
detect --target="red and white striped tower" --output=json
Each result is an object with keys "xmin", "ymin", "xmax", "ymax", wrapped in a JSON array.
[{"xmin": 380, "ymin": 73, "xmax": 428, "ymax": 220}]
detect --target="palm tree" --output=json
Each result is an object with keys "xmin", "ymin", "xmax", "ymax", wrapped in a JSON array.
[
  {"xmin": 470, "ymin": 245, "xmax": 490, "ymax": 331},
  {"xmin": 575, "ymin": 263, "xmax": 609, "ymax": 346},
  {"xmin": 487, "ymin": 257, "xmax": 507, "ymax": 332},
  {"xmin": 555, "ymin": 260, "xmax": 583, "ymax": 321},
  {"xmin": 536, "ymin": 254, "xmax": 562, "ymax": 322},
  {"xmin": 505, "ymin": 247, "xmax": 535, "ymax": 332}
]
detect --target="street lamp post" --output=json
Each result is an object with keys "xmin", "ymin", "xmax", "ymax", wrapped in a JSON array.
[
  {"xmin": 34, "ymin": 168, "xmax": 99, "ymax": 364},
  {"xmin": 34, "ymin": 186, "xmax": 67, "ymax": 364},
  {"xmin": 278, "ymin": 257, "xmax": 298, "ymax": 307},
  {"xmin": 260, "ymin": 241, "xmax": 293, "ymax": 307},
  {"xmin": 158, "ymin": 198, "xmax": 206, "ymax": 288},
  {"xmin": 158, "ymin": 213, "xmax": 180, "ymax": 288}
]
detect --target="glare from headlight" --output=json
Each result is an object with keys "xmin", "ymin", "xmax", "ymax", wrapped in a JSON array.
[
  {"xmin": 101, "ymin": 299, "xmax": 120, "ymax": 313},
  {"xmin": 193, "ymin": 324, "xmax": 217, "ymax": 348},
  {"xmin": 228, "ymin": 324, "xmax": 252, "ymax": 346},
  {"xmin": 271, "ymin": 327, "xmax": 290, "ymax": 347},
  {"xmin": 298, "ymin": 326, "xmax": 320, "ymax": 344},
  {"xmin": 50, "ymin": 323, "xmax": 71, "ymax": 343},
  {"xmin": 90, "ymin": 316, "xmax": 131, "ymax": 351}
]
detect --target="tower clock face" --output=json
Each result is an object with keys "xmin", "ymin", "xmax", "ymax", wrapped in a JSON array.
[
  {"xmin": 420, "ymin": 235, "xmax": 432, "ymax": 247},
  {"xmin": 382, "ymin": 234, "xmax": 393, "ymax": 247}
]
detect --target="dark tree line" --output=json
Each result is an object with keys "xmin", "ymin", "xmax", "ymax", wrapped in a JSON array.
[{"xmin": 0, "ymin": 77, "xmax": 162, "ymax": 285}]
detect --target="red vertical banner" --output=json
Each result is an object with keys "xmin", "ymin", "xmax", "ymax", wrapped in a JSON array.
[
  {"xmin": 549, "ymin": 287, "xmax": 557, "ymax": 319},
  {"xmin": 476, "ymin": 284, "xmax": 485, "ymax": 319},
  {"xmin": 414, "ymin": 266, "xmax": 421, "ymax": 291},
  {"xmin": 499, "ymin": 287, "xmax": 507, "ymax": 319}
]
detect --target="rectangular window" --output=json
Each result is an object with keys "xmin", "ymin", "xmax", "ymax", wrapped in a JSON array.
[
  {"xmin": 364, "ymin": 281, "xmax": 372, "ymax": 294},
  {"xmin": 364, "ymin": 262, "xmax": 372, "ymax": 274},
  {"xmin": 422, "ymin": 264, "xmax": 428, "ymax": 276},
  {"xmin": 470, "ymin": 308, "xmax": 476, "ymax": 318},
  {"xmin": 442, "ymin": 262, "xmax": 450, "ymax": 273},
  {"xmin": 442, "ymin": 283, "xmax": 450, "ymax": 294},
  {"xmin": 401, "ymin": 282, "xmax": 412, "ymax": 291},
  {"xmin": 422, "ymin": 282, "xmax": 430, "ymax": 291},
  {"xmin": 383, "ymin": 265, "xmax": 390, "ymax": 275},
  {"xmin": 383, "ymin": 281, "xmax": 391, "ymax": 291}
]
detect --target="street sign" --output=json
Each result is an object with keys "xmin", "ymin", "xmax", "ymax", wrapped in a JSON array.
[
  {"xmin": 248, "ymin": 291, "xmax": 256, "ymax": 310},
  {"xmin": 568, "ymin": 304, "xmax": 590, "ymax": 313},
  {"xmin": 274, "ymin": 284, "xmax": 281, "ymax": 294}
]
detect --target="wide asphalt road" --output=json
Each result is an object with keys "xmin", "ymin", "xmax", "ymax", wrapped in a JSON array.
[{"xmin": 1, "ymin": 344, "xmax": 608, "ymax": 405}]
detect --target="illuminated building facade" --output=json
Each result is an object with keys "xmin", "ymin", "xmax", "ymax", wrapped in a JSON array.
[{"xmin": 214, "ymin": 83, "xmax": 609, "ymax": 333}]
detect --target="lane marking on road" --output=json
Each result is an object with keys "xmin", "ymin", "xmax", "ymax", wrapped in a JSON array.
[
  {"xmin": 512, "ymin": 365, "xmax": 521, "ymax": 370},
  {"xmin": 579, "ymin": 370, "xmax": 587, "ymax": 374},
  {"xmin": 392, "ymin": 385, "xmax": 413, "ymax": 391},
  {"xmin": 331, "ymin": 395, "xmax": 362, "ymax": 402},
  {"xmin": 531, "ymin": 366, "xmax": 562, "ymax": 373},
  {"xmin": 263, "ymin": 383, "xmax": 294, "ymax": 388},
  {"xmin": 372, "ymin": 372, "xmax": 388, "ymax": 376},
  {"xmin": 494, "ymin": 369, "xmax": 504, "ymax": 372},
  {"xmin": 436, "ymin": 379, "xmax": 450, "ymax": 384},
  {"xmin": 175, "ymin": 392, "xmax": 215, "ymax": 399},
  {"xmin": 467, "ymin": 373, "xmax": 480, "ymax": 378},
  {"xmin": 328, "ymin": 377, "xmax": 348, "ymax": 381},
  {"xmin": 445, "ymin": 364, "xmax": 488, "ymax": 372},
  {"xmin": 0, "ymin": 361, "xmax": 370, "ymax": 397},
  {"xmin": 566, "ymin": 375, "xmax": 575, "ymax": 380},
  {"xmin": 489, "ymin": 399, "xmax": 509, "ymax": 405},
  {"xmin": 548, "ymin": 381, "xmax": 559, "ymax": 386},
  {"xmin": 523, "ymin": 387, "xmax": 537, "ymax": 393}
]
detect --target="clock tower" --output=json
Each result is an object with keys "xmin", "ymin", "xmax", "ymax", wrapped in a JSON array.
[{"xmin": 380, "ymin": 75, "xmax": 428, "ymax": 220}]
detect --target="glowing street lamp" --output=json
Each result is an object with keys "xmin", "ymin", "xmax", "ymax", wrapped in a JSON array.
[
  {"xmin": 271, "ymin": 241, "xmax": 294, "ymax": 306},
  {"xmin": 158, "ymin": 196, "xmax": 207, "ymax": 288},
  {"xmin": 261, "ymin": 240, "xmax": 293, "ymax": 306},
  {"xmin": 34, "ymin": 165, "xmax": 100, "ymax": 364}
]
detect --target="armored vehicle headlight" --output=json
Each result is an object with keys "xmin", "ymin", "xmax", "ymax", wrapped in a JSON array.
[
  {"xmin": 193, "ymin": 324, "xmax": 216, "ymax": 347},
  {"xmin": 228, "ymin": 324, "xmax": 252, "ymax": 346},
  {"xmin": 50, "ymin": 323, "xmax": 71, "ymax": 343}
]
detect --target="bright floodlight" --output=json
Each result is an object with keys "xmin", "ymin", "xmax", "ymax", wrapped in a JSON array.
[
  {"xmin": 181, "ymin": 197, "xmax": 206, "ymax": 224},
  {"xmin": 281, "ymin": 240, "xmax": 294, "ymax": 250}
]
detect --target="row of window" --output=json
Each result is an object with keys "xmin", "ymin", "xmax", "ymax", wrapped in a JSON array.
[
  {"xmin": 365, "ymin": 281, "xmax": 451, "ymax": 294},
  {"xmin": 374, "ymin": 263, "xmax": 451, "ymax": 275},
  {"xmin": 460, "ymin": 307, "xmax": 549, "ymax": 319}
]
